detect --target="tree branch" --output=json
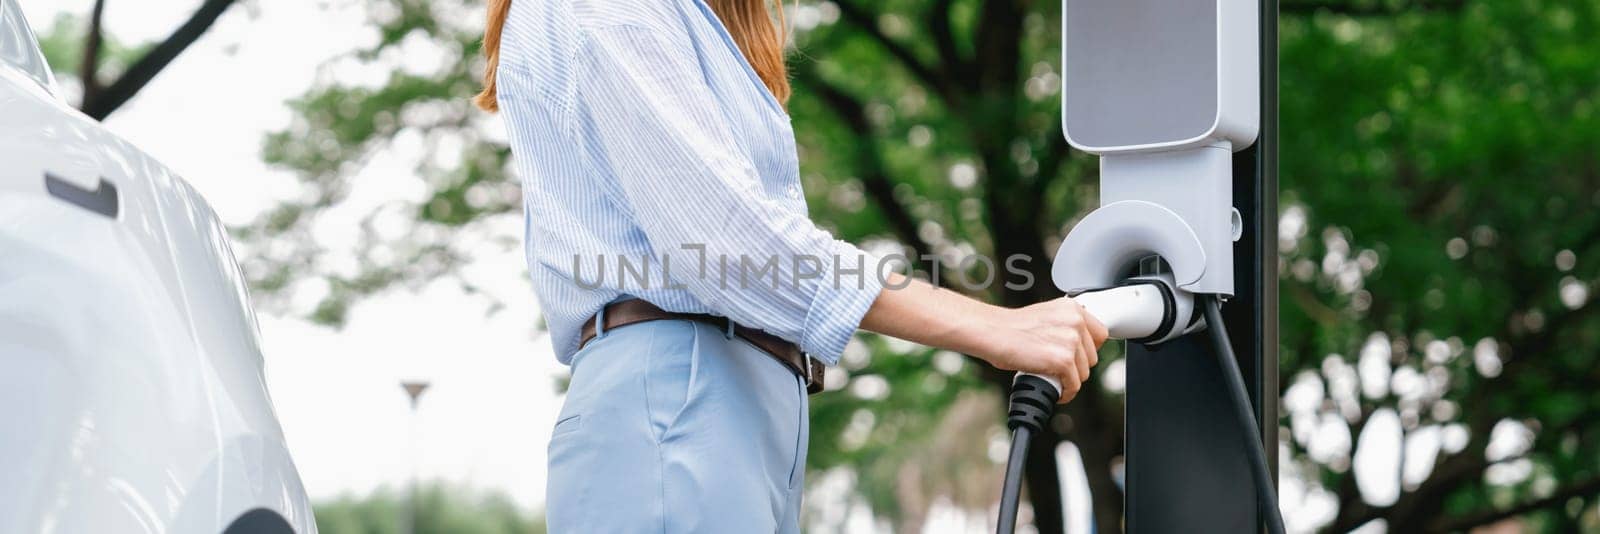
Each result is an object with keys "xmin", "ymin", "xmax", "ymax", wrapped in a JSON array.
[
  {"xmin": 831, "ymin": 0, "xmax": 954, "ymax": 101},
  {"xmin": 81, "ymin": 0, "xmax": 239, "ymax": 120},
  {"xmin": 1426, "ymin": 475, "xmax": 1600, "ymax": 533},
  {"xmin": 925, "ymin": 0, "xmax": 965, "ymax": 83},
  {"xmin": 78, "ymin": 0, "xmax": 107, "ymax": 107},
  {"xmin": 971, "ymin": 0, "xmax": 1024, "ymax": 93},
  {"xmin": 1320, "ymin": 204, "xmax": 1600, "ymax": 530},
  {"xmin": 1330, "ymin": 286, "xmax": 1600, "ymax": 531},
  {"xmin": 1023, "ymin": 435, "xmax": 1065, "ymax": 534},
  {"xmin": 1383, "ymin": 305, "xmax": 1599, "ymax": 529},
  {"xmin": 793, "ymin": 62, "xmax": 962, "ymax": 289}
]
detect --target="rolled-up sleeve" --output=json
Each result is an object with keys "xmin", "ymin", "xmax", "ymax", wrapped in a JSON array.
[{"xmin": 574, "ymin": 23, "xmax": 881, "ymax": 363}]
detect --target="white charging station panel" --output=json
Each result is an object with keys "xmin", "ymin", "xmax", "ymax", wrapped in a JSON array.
[
  {"xmin": 1062, "ymin": 0, "xmax": 1259, "ymax": 154},
  {"xmin": 1054, "ymin": 0, "xmax": 1259, "ymax": 297}
]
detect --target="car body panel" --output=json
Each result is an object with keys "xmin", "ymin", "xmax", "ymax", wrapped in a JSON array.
[
  {"xmin": 0, "ymin": 2, "xmax": 315, "ymax": 532},
  {"xmin": 0, "ymin": 0, "xmax": 53, "ymax": 94}
]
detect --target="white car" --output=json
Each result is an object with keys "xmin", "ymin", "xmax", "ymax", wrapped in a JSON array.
[{"xmin": 0, "ymin": 1, "xmax": 316, "ymax": 532}]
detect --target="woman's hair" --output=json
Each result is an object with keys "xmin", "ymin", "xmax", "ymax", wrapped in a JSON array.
[
  {"xmin": 704, "ymin": 0, "xmax": 790, "ymax": 104},
  {"xmin": 473, "ymin": 0, "xmax": 790, "ymax": 113},
  {"xmin": 473, "ymin": 0, "xmax": 513, "ymax": 112}
]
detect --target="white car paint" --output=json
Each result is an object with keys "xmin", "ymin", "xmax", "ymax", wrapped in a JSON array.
[{"xmin": 0, "ymin": 1, "xmax": 315, "ymax": 532}]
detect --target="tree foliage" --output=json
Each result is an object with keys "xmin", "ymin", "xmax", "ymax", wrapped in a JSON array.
[
  {"xmin": 1278, "ymin": 2, "xmax": 1600, "ymax": 531},
  {"xmin": 246, "ymin": 0, "xmax": 1600, "ymax": 532},
  {"xmin": 237, "ymin": 0, "xmax": 515, "ymax": 327},
  {"xmin": 314, "ymin": 483, "xmax": 545, "ymax": 534}
]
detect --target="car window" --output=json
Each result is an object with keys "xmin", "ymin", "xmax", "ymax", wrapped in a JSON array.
[{"xmin": 0, "ymin": 0, "xmax": 57, "ymax": 94}]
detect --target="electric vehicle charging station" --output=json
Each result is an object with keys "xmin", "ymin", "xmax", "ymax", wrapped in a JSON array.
[{"xmin": 999, "ymin": 0, "xmax": 1280, "ymax": 532}]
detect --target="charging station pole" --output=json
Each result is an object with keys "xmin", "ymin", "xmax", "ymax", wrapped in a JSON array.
[
  {"xmin": 1121, "ymin": 1, "xmax": 1277, "ymax": 532},
  {"xmin": 1236, "ymin": 0, "xmax": 1280, "ymax": 506},
  {"xmin": 1046, "ymin": 1, "xmax": 1277, "ymax": 531}
]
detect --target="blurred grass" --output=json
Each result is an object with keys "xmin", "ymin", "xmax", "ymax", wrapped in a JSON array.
[{"xmin": 314, "ymin": 481, "xmax": 544, "ymax": 534}]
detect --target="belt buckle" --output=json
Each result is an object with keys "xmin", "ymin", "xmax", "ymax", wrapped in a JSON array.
[{"xmin": 802, "ymin": 353, "xmax": 822, "ymax": 394}]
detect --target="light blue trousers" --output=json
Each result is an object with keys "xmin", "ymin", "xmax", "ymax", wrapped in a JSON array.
[{"xmin": 546, "ymin": 317, "xmax": 809, "ymax": 533}]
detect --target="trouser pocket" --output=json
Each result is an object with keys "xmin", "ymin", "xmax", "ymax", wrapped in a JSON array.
[
  {"xmin": 644, "ymin": 320, "xmax": 700, "ymax": 442},
  {"xmin": 544, "ymin": 410, "xmax": 590, "ymax": 531},
  {"xmin": 547, "ymin": 320, "xmax": 697, "ymax": 533}
]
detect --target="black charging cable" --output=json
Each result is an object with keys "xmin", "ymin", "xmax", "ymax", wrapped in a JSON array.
[
  {"xmin": 996, "ymin": 295, "xmax": 1285, "ymax": 534},
  {"xmin": 1199, "ymin": 294, "xmax": 1287, "ymax": 534},
  {"xmin": 997, "ymin": 374, "xmax": 1059, "ymax": 534}
]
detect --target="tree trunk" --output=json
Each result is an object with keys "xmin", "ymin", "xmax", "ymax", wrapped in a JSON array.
[
  {"xmin": 1069, "ymin": 392, "xmax": 1126, "ymax": 534},
  {"xmin": 1025, "ymin": 433, "xmax": 1066, "ymax": 534}
]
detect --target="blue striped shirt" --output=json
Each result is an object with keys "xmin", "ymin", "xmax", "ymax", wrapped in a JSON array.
[{"xmin": 495, "ymin": 0, "xmax": 884, "ymax": 365}]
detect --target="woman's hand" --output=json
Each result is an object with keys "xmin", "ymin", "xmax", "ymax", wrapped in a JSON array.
[
  {"xmin": 860, "ymin": 275, "xmax": 1110, "ymax": 403},
  {"xmin": 970, "ymin": 297, "xmax": 1109, "ymax": 403}
]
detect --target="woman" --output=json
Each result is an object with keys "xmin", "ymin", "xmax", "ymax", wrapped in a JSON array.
[{"xmin": 475, "ymin": 0, "xmax": 1106, "ymax": 531}]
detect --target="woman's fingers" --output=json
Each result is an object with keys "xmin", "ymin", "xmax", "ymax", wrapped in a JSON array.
[
  {"xmin": 1078, "ymin": 320, "xmax": 1099, "ymax": 369},
  {"xmin": 1082, "ymin": 303, "xmax": 1110, "ymax": 347},
  {"xmin": 1059, "ymin": 310, "xmax": 1102, "ymax": 404},
  {"xmin": 1072, "ymin": 329, "xmax": 1092, "ymax": 382},
  {"xmin": 1058, "ymin": 383, "xmax": 1079, "ymax": 404},
  {"xmin": 1059, "ymin": 347, "xmax": 1081, "ymax": 397},
  {"xmin": 1057, "ymin": 366, "xmax": 1081, "ymax": 404},
  {"xmin": 1054, "ymin": 335, "xmax": 1086, "ymax": 404},
  {"xmin": 991, "ymin": 300, "xmax": 1111, "ymax": 405}
]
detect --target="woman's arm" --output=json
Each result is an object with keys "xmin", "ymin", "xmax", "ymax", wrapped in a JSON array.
[
  {"xmin": 861, "ymin": 273, "xmax": 1108, "ymax": 403},
  {"xmin": 570, "ymin": 24, "xmax": 1106, "ymax": 394}
]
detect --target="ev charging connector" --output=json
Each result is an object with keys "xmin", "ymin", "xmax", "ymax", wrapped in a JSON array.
[
  {"xmin": 1008, "ymin": 273, "xmax": 1195, "ymax": 396},
  {"xmin": 998, "ymin": 275, "xmax": 1195, "ymax": 534}
]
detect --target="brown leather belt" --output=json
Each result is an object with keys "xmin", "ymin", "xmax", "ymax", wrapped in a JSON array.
[{"xmin": 578, "ymin": 299, "xmax": 824, "ymax": 394}]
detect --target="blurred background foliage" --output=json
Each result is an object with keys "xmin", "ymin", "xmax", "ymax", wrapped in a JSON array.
[
  {"xmin": 238, "ymin": 0, "xmax": 1600, "ymax": 532},
  {"xmin": 314, "ymin": 482, "xmax": 545, "ymax": 534},
  {"xmin": 37, "ymin": 0, "xmax": 1600, "ymax": 532}
]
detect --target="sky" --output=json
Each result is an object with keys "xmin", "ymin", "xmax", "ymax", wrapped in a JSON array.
[{"xmin": 13, "ymin": 1, "xmax": 1498, "ymax": 532}]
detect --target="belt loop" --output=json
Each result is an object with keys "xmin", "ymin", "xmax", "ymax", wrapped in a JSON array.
[
  {"xmin": 723, "ymin": 316, "xmax": 736, "ymax": 339},
  {"xmin": 594, "ymin": 304, "xmax": 608, "ymax": 338}
]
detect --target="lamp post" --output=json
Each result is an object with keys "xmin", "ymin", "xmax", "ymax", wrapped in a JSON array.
[{"xmin": 400, "ymin": 380, "xmax": 430, "ymax": 534}]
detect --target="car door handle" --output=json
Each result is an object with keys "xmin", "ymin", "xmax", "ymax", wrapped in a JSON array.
[{"xmin": 44, "ymin": 172, "xmax": 118, "ymax": 218}]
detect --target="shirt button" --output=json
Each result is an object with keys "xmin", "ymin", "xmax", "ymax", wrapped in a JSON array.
[{"xmin": 786, "ymin": 185, "xmax": 802, "ymax": 199}]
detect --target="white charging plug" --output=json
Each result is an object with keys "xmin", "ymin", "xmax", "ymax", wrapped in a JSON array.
[{"xmin": 1016, "ymin": 272, "xmax": 1197, "ymax": 396}]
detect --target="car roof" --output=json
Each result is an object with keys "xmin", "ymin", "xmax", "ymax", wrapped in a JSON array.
[{"xmin": 0, "ymin": 0, "xmax": 59, "ymax": 95}]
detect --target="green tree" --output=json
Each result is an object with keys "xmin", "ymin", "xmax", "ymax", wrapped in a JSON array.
[
  {"xmin": 245, "ymin": 1, "xmax": 1600, "ymax": 532},
  {"xmin": 1278, "ymin": 1, "xmax": 1600, "ymax": 532},
  {"xmin": 314, "ymin": 483, "xmax": 545, "ymax": 534}
]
